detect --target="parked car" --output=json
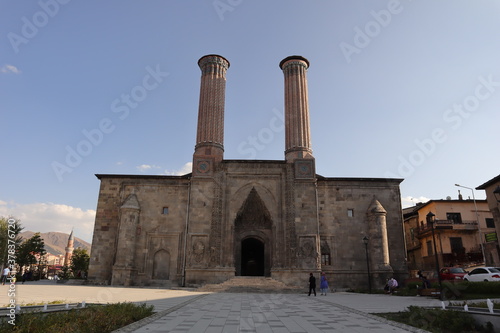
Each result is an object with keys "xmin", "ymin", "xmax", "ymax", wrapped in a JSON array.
[
  {"xmin": 439, "ymin": 267, "xmax": 467, "ymax": 281},
  {"xmin": 463, "ymin": 267, "xmax": 500, "ymax": 282}
]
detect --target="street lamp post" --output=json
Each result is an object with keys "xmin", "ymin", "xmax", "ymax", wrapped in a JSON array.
[
  {"xmin": 426, "ymin": 212, "xmax": 443, "ymax": 299},
  {"xmin": 362, "ymin": 236, "xmax": 372, "ymax": 293},
  {"xmin": 455, "ymin": 184, "xmax": 485, "ymax": 264}
]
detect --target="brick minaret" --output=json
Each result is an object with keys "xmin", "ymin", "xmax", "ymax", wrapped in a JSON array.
[
  {"xmin": 64, "ymin": 230, "xmax": 74, "ymax": 267},
  {"xmin": 193, "ymin": 55, "xmax": 230, "ymax": 175},
  {"xmin": 279, "ymin": 56, "xmax": 314, "ymax": 162}
]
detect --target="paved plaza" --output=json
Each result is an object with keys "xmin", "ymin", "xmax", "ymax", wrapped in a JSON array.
[{"xmin": 1, "ymin": 280, "xmax": 441, "ymax": 332}]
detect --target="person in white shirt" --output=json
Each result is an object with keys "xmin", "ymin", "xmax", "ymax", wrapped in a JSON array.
[
  {"xmin": 1, "ymin": 267, "xmax": 10, "ymax": 285},
  {"xmin": 387, "ymin": 277, "xmax": 398, "ymax": 294}
]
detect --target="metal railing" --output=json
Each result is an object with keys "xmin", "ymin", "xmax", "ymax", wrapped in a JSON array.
[{"xmin": 416, "ymin": 219, "xmax": 478, "ymax": 235}]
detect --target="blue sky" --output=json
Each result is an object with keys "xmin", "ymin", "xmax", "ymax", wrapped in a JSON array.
[{"xmin": 1, "ymin": 1, "xmax": 499, "ymax": 243}]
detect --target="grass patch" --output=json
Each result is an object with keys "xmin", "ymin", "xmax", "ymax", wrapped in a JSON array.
[
  {"xmin": 0, "ymin": 302, "xmax": 154, "ymax": 333},
  {"xmin": 377, "ymin": 306, "xmax": 494, "ymax": 333}
]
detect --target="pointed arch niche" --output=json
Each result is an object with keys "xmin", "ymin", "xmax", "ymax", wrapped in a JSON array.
[
  {"xmin": 152, "ymin": 249, "xmax": 170, "ymax": 280},
  {"xmin": 234, "ymin": 187, "xmax": 273, "ymax": 277}
]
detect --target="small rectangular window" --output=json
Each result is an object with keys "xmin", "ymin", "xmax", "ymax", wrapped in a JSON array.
[
  {"xmin": 427, "ymin": 240, "xmax": 433, "ymax": 256},
  {"xmin": 446, "ymin": 212, "xmax": 462, "ymax": 224},
  {"xmin": 347, "ymin": 209, "xmax": 354, "ymax": 217},
  {"xmin": 321, "ymin": 254, "xmax": 331, "ymax": 266},
  {"xmin": 162, "ymin": 207, "xmax": 169, "ymax": 215},
  {"xmin": 486, "ymin": 218, "xmax": 495, "ymax": 228}
]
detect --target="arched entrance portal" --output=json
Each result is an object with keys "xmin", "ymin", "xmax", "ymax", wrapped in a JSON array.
[
  {"xmin": 241, "ymin": 238, "xmax": 264, "ymax": 276},
  {"xmin": 234, "ymin": 187, "xmax": 273, "ymax": 277}
]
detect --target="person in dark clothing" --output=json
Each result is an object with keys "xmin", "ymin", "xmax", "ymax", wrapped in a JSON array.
[
  {"xmin": 418, "ymin": 270, "xmax": 431, "ymax": 289},
  {"xmin": 308, "ymin": 272, "xmax": 316, "ymax": 296}
]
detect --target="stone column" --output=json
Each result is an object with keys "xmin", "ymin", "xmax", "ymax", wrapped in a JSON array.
[
  {"xmin": 112, "ymin": 194, "xmax": 140, "ymax": 286},
  {"xmin": 279, "ymin": 56, "xmax": 314, "ymax": 162},
  {"xmin": 194, "ymin": 54, "xmax": 230, "ymax": 164},
  {"xmin": 367, "ymin": 198, "xmax": 391, "ymax": 270}
]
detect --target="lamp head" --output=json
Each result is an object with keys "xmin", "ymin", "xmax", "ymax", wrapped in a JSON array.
[{"xmin": 426, "ymin": 212, "xmax": 435, "ymax": 225}]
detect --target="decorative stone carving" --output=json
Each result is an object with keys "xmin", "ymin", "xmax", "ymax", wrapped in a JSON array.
[
  {"xmin": 285, "ymin": 165, "xmax": 298, "ymax": 267},
  {"xmin": 192, "ymin": 241, "xmax": 205, "ymax": 264},
  {"xmin": 208, "ymin": 171, "xmax": 224, "ymax": 267},
  {"xmin": 298, "ymin": 236, "xmax": 318, "ymax": 269},
  {"xmin": 294, "ymin": 159, "xmax": 315, "ymax": 179},
  {"xmin": 189, "ymin": 235, "xmax": 209, "ymax": 268},
  {"xmin": 235, "ymin": 187, "xmax": 272, "ymax": 231}
]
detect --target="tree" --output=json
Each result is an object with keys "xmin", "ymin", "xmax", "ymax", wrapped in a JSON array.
[
  {"xmin": 16, "ymin": 233, "xmax": 46, "ymax": 275},
  {"xmin": 70, "ymin": 248, "xmax": 90, "ymax": 279},
  {"xmin": 0, "ymin": 216, "xmax": 23, "ymax": 269}
]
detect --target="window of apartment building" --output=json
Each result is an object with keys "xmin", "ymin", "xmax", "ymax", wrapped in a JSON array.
[
  {"xmin": 446, "ymin": 212, "xmax": 462, "ymax": 224},
  {"xmin": 347, "ymin": 209, "xmax": 354, "ymax": 217},
  {"xmin": 449, "ymin": 237, "xmax": 464, "ymax": 254},
  {"xmin": 410, "ymin": 228, "xmax": 415, "ymax": 241},
  {"xmin": 426, "ymin": 240, "xmax": 433, "ymax": 256},
  {"xmin": 486, "ymin": 218, "xmax": 495, "ymax": 228},
  {"xmin": 162, "ymin": 207, "xmax": 169, "ymax": 215}
]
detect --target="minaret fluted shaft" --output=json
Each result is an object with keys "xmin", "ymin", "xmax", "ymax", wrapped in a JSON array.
[
  {"xmin": 280, "ymin": 56, "xmax": 313, "ymax": 162},
  {"xmin": 194, "ymin": 55, "xmax": 230, "ymax": 161}
]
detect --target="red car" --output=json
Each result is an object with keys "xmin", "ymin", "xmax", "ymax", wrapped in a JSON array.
[{"xmin": 439, "ymin": 267, "xmax": 467, "ymax": 281}]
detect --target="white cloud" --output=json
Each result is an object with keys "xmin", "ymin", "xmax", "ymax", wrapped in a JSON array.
[
  {"xmin": 401, "ymin": 196, "xmax": 430, "ymax": 208},
  {"xmin": 1, "ymin": 64, "xmax": 21, "ymax": 74},
  {"xmin": 136, "ymin": 162, "xmax": 192, "ymax": 175},
  {"xmin": 136, "ymin": 164, "xmax": 161, "ymax": 172},
  {"xmin": 163, "ymin": 162, "xmax": 192, "ymax": 176},
  {"xmin": 0, "ymin": 201, "xmax": 95, "ymax": 243}
]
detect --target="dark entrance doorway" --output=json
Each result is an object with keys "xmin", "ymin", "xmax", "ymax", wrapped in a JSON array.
[{"xmin": 241, "ymin": 238, "xmax": 264, "ymax": 276}]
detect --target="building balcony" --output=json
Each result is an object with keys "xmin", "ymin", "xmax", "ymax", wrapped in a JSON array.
[{"xmin": 416, "ymin": 219, "xmax": 478, "ymax": 237}]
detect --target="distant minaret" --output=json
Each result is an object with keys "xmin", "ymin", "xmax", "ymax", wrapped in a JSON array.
[
  {"xmin": 279, "ymin": 55, "xmax": 314, "ymax": 162},
  {"xmin": 64, "ymin": 230, "xmax": 74, "ymax": 267}
]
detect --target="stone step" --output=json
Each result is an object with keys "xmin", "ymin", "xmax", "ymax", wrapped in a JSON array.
[{"xmin": 198, "ymin": 276, "xmax": 302, "ymax": 293}]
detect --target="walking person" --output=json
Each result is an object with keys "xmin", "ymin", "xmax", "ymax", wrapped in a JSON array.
[
  {"xmin": 308, "ymin": 272, "xmax": 316, "ymax": 296},
  {"xmin": 1, "ymin": 266, "xmax": 10, "ymax": 285},
  {"xmin": 320, "ymin": 272, "xmax": 329, "ymax": 295}
]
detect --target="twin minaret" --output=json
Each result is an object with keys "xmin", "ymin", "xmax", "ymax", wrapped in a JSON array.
[{"xmin": 193, "ymin": 54, "xmax": 313, "ymax": 174}]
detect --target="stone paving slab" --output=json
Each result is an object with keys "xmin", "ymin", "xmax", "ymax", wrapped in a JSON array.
[
  {"xmin": 123, "ymin": 293, "xmax": 431, "ymax": 333},
  {"xmin": 0, "ymin": 281, "xmax": 434, "ymax": 332}
]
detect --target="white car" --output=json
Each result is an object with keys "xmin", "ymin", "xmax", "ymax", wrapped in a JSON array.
[{"xmin": 463, "ymin": 267, "xmax": 500, "ymax": 282}]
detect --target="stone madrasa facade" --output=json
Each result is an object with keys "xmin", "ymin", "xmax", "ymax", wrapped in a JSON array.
[{"xmin": 88, "ymin": 55, "xmax": 408, "ymax": 288}]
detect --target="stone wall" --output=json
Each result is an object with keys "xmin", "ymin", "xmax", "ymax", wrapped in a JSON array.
[
  {"xmin": 88, "ymin": 168, "xmax": 408, "ymax": 290},
  {"xmin": 88, "ymin": 174, "xmax": 190, "ymax": 286}
]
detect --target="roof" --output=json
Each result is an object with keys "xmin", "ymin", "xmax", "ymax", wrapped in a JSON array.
[
  {"xmin": 406, "ymin": 199, "xmax": 487, "ymax": 212},
  {"xmin": 477, "ymin": 174, "xmax": 500, "ymax": 190},
  {"xmin": 316, "ymin": 175, "xmax": 403, "ymax": 184},
  {"xmin": 95, "ymin": 173, "xmax": 191, "ymax": 180}
]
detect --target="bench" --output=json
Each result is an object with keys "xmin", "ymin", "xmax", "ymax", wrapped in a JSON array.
[{"xmin": 418, "ymin": 288, "xmax": 441, "ymax": 297}]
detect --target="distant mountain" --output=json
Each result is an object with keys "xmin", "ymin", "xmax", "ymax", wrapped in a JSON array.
[{"xmin": 20, "ymin": 231, "xmax": 91, "ymax": 255}]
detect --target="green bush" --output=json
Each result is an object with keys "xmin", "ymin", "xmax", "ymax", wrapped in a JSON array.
[
  {"xmin": 461, "ymin": 281, "xmax": 500, "ymax": 294},
  {"xmin": 378, "ymin": 306, "xmax": 492, "ymax": 333},
  {"xmin": 0, "ymin": 302, "xmax": 154, "ymax": 333}
]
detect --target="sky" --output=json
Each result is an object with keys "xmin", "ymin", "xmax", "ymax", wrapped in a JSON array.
[{"xmin": 1, "ymin": 1, "xmax": 499, "ymax": 244}]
